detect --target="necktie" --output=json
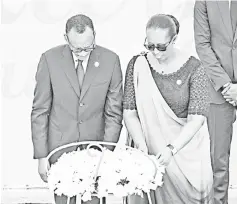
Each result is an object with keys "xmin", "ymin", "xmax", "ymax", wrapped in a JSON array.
[
  {"xmin": 230, "ymin": 0, "xmax": 237, "ymax": 36},
  {"xmin": 76, "ymin": 60, "xmax": 84, "ymax": 91}
]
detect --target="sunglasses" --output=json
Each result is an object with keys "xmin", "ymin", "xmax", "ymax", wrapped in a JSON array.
[
  {"xmin": 66, "ymin": 35, "xmax": 96, "ymax": 53},
  {"xmin": 144, "ymin": 37, "xmax": 173, "ymax": 52}
]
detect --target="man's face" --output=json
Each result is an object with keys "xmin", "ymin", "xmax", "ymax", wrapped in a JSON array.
[{"xmin": 65, "ymin": 26, "xmax": 95, "ymax": 60}]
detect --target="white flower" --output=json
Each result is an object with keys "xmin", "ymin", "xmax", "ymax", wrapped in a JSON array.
[
  {"xmin": 47, "ymin": 144, "xmax": 165, "ymax": 201},
  {"xmin": 82, "ymin": 191, "xmax": 92, "ymax": 202}
]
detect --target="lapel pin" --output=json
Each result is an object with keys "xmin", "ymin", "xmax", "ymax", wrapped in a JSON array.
[
  {"xmin": 176, "ymin": 79, "xmax": 182, "ymax": 85},
  {"xmin": 94, "ymin": 62, "xmax": 99, "ymax": 67}
]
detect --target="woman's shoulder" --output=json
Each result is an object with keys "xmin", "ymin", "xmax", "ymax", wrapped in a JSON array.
[
  {"xmin": 126, "ymin": 53, "xmax": 143, "ymax": 75},
  {"xmin": 127, "ymin": 52, "xmax": 149, "ymax": 67},
  {"xmin": 132, "ymin": 51, "xmax": 149, "ymax": 60},
  {"xmin": 186, "ymin": 56, "xmax": 208, "ymax": 81},
  {"xmin": 188, "ymin": 56, "xmax": 202, "ymax": 67},
  {"xmin": 184, "ymin": 55, "xmax": 203, "ymax": 74},
  {"xmin": 174, "ymin": 49, "xmax": 201, "ymax": 69}
]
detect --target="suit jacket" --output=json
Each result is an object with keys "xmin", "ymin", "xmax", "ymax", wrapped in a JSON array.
[
  {"xmin": 194, "ymin": 0, "xmax": 237, "ymax": 104},
  {"xmin": 31, "ymin": 44, "xmax": 123, "ymax": 163}
]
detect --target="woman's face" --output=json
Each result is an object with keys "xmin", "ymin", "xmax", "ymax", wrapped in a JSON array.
[{"xmin": 146, "ymin": 28, "xmax": 175, "ymax": 61}]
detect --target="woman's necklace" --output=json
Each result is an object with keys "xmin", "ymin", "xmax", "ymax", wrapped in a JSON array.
[
  {"xmin": 156, "ymin": 51, "xmax": 185, "ymax": 75},
  {"xmin": 147, "ymin": 54, "xmax": 168, "ymax": 74},
  {"xmin": 156, "ymin": 60, "xmax": 174, "ymax": 74},
  {"xmin": 158, "ymin": 65, "xmax": 166, "ymax": 74},
  {"xmin": 158, "ymin": 65, "xmax": 165, "ymax": 74}
]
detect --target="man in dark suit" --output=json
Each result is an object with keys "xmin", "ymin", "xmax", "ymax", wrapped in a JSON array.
[
  {"xmin": 194, "ymin": 0, "xmax": 237, "ymax": 203},
  {"xmin": 31, "ymin": 14, "xmax": 123, "ymax": 204}
]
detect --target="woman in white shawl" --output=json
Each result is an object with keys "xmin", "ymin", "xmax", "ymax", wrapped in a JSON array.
[{"xmin": 123, "ymin": 14, "xmax": 213, "ymax": 204}]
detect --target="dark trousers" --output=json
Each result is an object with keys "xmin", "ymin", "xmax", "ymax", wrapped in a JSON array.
[{"xmin": 207, "ymin": 102, "xmax": 236, "ymax": 204}]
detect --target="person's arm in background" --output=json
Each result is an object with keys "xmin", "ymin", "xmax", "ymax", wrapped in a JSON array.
[
  {"xmin": 194, "ymin": 0, "xmax": 231, "ymax": 91},
  {"xmin": 31, "ymin": 53, "xmax": 52, "ymax": 182}
]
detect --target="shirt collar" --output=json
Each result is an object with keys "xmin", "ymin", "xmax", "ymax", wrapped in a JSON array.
[{"xmin": 72, "ymin": 52, "xmax": 91, "ymax": 69}]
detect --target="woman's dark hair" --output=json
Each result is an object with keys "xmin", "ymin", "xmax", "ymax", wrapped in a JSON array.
[{"xmin": 146, "ymin": 14, "xmax": 180, "ymax": 37}]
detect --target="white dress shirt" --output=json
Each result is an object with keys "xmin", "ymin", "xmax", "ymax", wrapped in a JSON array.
[{"xmin": 72, "ymin": 52, "xmax": 91, "ymax": 72}]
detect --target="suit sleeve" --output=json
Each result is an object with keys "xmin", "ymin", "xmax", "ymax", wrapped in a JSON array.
[
  {"xmin": 31, "ymin": 53, "xmax": 52, "ymax": 159},
  {"xmin": 194, "ymin": 0, "xmax": 231, "ymax": 91},
  {"xmin": 103, "ymin": 55, "xmax": 123, "ymax": 144}
]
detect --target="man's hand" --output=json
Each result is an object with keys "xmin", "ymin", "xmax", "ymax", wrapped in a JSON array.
[
  {"xmin": 38, "ymin": 157, "xmax": 50, "ymax": 183},
  {"xmin": 222, "ymin": 83, "xmax": 237, "ymax": 106},
  {"xmin": 221, "ymin": 82, "xmax": 231, "ymax": 95}
]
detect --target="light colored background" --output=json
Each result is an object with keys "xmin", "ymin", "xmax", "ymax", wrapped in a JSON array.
[{"xmin": 1, "ymin": 0, "xmax": 236, "ymax": 194}]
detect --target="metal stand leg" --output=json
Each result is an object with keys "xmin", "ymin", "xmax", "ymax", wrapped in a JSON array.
[
  {"xmin": 99, "ymin": 197, "xmax": 106, "ymax": 204},
  {"xmin": 75, "ymin": 195, "xmax": 82, "ymax": 204},
  {"xmin": 67, "ymin": 197, "xmax": 71, "ymax": 204},
  {"xmin": 122, "ymin": 197, "xmax": 127, "ymax": 204},
  {"xmin": 147, "ymin": 192, "xmax": 152, "ymax": 204}
]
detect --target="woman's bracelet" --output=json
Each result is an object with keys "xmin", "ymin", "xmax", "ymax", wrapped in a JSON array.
[{"xmin": 167, "ymin": 144, "xmax": 178, "ymax": 156}]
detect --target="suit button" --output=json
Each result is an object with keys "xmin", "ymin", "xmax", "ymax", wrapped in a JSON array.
[
  {"xmin": 79, "ymin": 103, "xmax": 84, "ymax": 107},
  {"xmin": 79, "ymin": 120, "xmax": 83, "ymax": 124}
]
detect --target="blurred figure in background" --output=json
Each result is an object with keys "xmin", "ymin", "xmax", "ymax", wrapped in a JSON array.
[{"xmin": 194, "ymin": 1, "xmax": 237, "ymax": 203}]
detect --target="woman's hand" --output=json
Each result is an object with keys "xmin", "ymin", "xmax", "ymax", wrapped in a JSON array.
[
  {"xmin": 136, "ymin": 142, "xmax": 148, "ymax": 154},
  {"xmin": 156, "ymin": 147, "xmax": 172, "ymax": 166}
]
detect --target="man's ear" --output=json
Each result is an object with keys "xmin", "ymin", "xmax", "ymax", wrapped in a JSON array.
[
  {"xmin": 172, "ymin": 34, "xmax": 178, "ymax": 44},
  {"xmin": 64, "ymin": 34, "xmax": 68, "ymax": 42}
]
